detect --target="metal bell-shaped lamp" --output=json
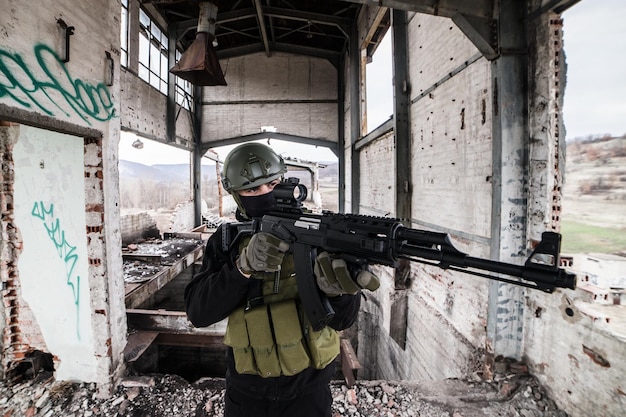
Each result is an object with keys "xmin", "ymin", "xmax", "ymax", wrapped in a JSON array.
[{"xmin": 170, "ymin": 2, "xmax": 227, "ymax": 86}]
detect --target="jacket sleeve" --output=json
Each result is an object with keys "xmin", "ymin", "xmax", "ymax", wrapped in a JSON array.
[{"xmin": 184, "ymin": 225, "xmax": 257, "ymax": 327}]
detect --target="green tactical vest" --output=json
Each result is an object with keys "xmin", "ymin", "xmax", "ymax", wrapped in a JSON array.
[{"xmin": 223, "ymin": 238, "xmax": 340, "ymax": 378}]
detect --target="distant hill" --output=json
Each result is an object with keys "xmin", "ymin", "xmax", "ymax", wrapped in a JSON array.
[
  {"xmin": 560, "ymin": 135, "xmax": 626, "ymax": 254},
  {"xmin": 564, "ymin": 135, "xmax": 626, "ymax": 201},
  {"xmin": 120, "ymin": 161, "xmax": 218, "ymax": 183},
  {"xmin": 120, "ymin": 160, "xmax": 337, "ymax": 183}
]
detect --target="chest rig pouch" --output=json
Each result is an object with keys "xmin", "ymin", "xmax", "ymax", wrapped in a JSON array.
[{"xmin": 223, "ymin": 237, "xmax": 340, "ymax": 378}]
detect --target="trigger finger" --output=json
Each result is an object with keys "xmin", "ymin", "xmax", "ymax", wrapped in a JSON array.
[
  {"xmin": 277, "ymin": 240, "xmax": 290, "ymax": 252},
  {"xmin": 264, "ymin": 234, "xmax": 290, "ymax": 253}
]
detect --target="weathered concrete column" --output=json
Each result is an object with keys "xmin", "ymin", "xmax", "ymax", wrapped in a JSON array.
[{"xmin": 488, "ymin": 0, "xmax": 529, "ymax": 363}]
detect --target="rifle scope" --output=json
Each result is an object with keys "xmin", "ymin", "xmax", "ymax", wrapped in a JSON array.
[{"xmin": 274, "ymin": 177, "xmax": 307, "ymax": 208}]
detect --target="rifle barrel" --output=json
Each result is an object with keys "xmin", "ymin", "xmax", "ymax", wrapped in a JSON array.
[{"xmin": 396, "ymin": 236, "xmax": 576, "ymax": 290}]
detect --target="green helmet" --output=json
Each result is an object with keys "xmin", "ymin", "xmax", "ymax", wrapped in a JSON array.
[{"xmin": 222, "ymin": 142, "xmax": 287, "ymax": 191}]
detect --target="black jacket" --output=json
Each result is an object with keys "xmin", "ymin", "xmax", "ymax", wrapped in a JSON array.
[{"xmin": 184, "ymin": 224, "xmax": 361, "ymax": 399}]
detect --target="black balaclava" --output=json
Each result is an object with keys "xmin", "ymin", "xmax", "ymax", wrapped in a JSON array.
[{"xmin": 237, "ymin": 191, "xmax": 277, "ymax": 220}]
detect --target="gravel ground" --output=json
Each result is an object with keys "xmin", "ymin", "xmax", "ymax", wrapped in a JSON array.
[{"xmin": 0, "ymin": 370, "xmax": 568, "ymax": 417}]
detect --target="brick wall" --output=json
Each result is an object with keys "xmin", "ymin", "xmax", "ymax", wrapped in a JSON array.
[{"xmin": 120, "ymin": 213, "xmax": 161, "ymax": 246}]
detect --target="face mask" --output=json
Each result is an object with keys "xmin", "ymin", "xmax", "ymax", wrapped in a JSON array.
[{"xmin": 239, "ymin": 191, "xmax": 277, "ymax": 218}]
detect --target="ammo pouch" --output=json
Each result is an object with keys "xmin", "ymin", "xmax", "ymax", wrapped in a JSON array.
[
  {"xmin": 224, "ymin": 299, "xmax": 339, "ymax": 378},
  {"xmin": 304, "ymin": 319, "xmax": 339, "ymax": 369}
]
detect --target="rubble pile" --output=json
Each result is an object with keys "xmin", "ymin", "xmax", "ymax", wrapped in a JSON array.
[
  {"xmin": 122, "ymin": 237, "xmax": 204, "ymax": 283},
  {"xmin": 0, "ymin": 371, "xmax": 568, "ymax": 417}
]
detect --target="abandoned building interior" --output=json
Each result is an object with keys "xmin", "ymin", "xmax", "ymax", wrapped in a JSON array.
[{"xmin": 0, "ymin": 0, "xmax": 624, "ymax": 416}]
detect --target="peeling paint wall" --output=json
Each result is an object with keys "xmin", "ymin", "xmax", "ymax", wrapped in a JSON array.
[
  {"xmin": 524, "ymin": 290, "xmax": 626, "ymax": 415},
  {"xmin": 522, "ymin": 8, "xmax": 626, "ymax": 416},
  {"xmin": 12, "ymin": 126, "xmax": 97, "ymax": 381},
  {"xmin": 0, "ymin": 0, "xmax": 126, "ymax": 394}
]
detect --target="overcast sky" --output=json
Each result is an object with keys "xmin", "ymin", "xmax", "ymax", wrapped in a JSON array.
[
  {"xmin": 562, "ymin": 0, "xmax": 626, "ymax": 140},
  {"xmin": 119, "ymin": 0, "xmax": 624, "ymax": 164}
]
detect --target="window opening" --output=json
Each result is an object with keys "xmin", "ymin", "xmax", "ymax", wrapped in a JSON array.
[
  {"xmin": 139, "ymin": 8, "xmax": 169, "ymax": 95},
  {"xmin": 365, "ymin": 30, "xmax": 393, "ymax": 133},
  {"xmin": 175, "ymin": 50, "xmax": 193, "ymax": 110},
  {"xmin": 120, "ymin": 0, "xmax": 129, "ymax": 67}
]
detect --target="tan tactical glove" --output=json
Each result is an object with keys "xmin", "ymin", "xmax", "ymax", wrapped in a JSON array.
[
  {"xmin": 237, "ymin": 232, "xmax": 290, "ymax": 275},
  {"xmin": 313, "ymin": 251, "xmax": 380, "ymax": 296}
]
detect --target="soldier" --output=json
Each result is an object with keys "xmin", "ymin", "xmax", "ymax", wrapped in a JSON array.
[{"xmin": 185, "ymin": 142, "xmax": 378, "ymax": 417}]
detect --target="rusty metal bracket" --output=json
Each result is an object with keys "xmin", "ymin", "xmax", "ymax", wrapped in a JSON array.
[
  {"xmin": 57, "ymin": 18, "xmax": 75, "ymax": 63},
  {"xmin": 105, "ymin": 51, "xmax": 114, "ymax": 86}
]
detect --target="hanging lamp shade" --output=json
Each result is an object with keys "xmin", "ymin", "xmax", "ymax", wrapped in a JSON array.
[{"xmin": 170, "ymin": 2, "xmax": 227, "ymax": 86}]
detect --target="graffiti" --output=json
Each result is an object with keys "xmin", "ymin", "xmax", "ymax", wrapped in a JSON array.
[
  {"xmin": 31, "ymin": 201, "xmax": 82, "ymax": 339},
  {"xmin": 0, "ymin": 43, "xmax": 115, "ymax": 125}
]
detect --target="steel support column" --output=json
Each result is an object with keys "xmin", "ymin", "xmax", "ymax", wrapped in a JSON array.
[
  {"xmin": 392, "ymin": 9, "xmax": 411, "ymax": 224},
  {"xmin": 337, "ymin": 55, "xmax": 346, "ymax": 212},
  {"xmin": 166, "ymin": 24, "xmax": 177, "ymax": 143},
  {"xmin": 349, "ymin": 23, "xmax": 361, "ymax": 213},
  {"xmin": 488, "ymin": 0, "xmax": 528, "ymax": 362},
  {"xmin": 193, "ymin": 85, "xmax": 203, "ymax": 227}
]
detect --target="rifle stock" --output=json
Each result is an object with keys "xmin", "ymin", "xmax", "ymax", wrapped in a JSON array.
[{"xmin": 222, "ymin": 179, "xmax": 577, "ymax": 331}]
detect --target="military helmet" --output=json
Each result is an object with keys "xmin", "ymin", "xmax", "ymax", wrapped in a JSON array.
[{"xmin": 221, "ymin": 142, "xmax": 287, "ymax": 192}]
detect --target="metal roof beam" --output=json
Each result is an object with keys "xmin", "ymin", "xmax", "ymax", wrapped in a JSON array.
[
  {"xmin": 253, "ymin": 0, "xmax": 271, "ymax": 56},
  {"xmin": 339, "ymin": 0, "xmax": 492, "ymax": 19},
  {"xmin": 200, "ymin": 132, "xmax": 338, "ymax": 156},
  {"xmin": 263, "ymin": 6, "xmax": 351, "ymax": 36}
]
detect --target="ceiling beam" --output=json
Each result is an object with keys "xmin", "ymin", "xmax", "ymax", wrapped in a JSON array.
[
  {"xmin": 200, "ymin": 132, "xmax": 338, "ymax": 157},
  {"xmin": 263, "ymin": 6, "xmax": 351, "ymax": 37},
  {"xmin": 216, "ymin": 43, "xmax": 265, "ymax": 59},
  {"xmin": 174, "ymin": 8, "xmax": 258, "ymax": 37},
  {"xmin": 528, "ymin": 0, "xmax": 582, "ymax": 20},
  {"xmin": 252, "ymin": 0, "xmax": 271, "ymax": 56},
  {"xmin": 339, "ymin": 0, "xmax": 492, "ymax": 19},
  {"xmin": 452, "ymin": 13, "xmax": 497, "ymax": 60}
]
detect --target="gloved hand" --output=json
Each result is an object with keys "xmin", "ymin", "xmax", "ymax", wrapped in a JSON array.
[
  {"xmin": 313, "ymin": 251, "xmax": 380, "ymax": 296},
  {"xmin": 237, "ymin": 232, "xmax": 290, "ymax": 274}
]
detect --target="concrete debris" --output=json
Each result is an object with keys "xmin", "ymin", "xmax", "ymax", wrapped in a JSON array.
[
  {"xmin": 0, "ymin": 372, "xmax": 569, "ymax": 417},
  {"xmin": 122, "ymin": 237, "xmax": 204, "ymax": 283},
  {"xmin": 202, "ymin": 213, "xmax": 224, "ymax": 229}
]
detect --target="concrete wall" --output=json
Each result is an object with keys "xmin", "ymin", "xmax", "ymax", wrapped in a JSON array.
[
  {"xmin": 119, "ymin": 69, "xmax": 194, "ymax": 147},
  {"xmin": 351, "ymin": 6, "xmax": 625, "ymax": 417},
  {"xmin": 201, "ymin": 52, "xmax": 338, "ymax": 143},
  {"xmin": 356, "ymin": 11, "xmax": 493, "ymax": 382},
  {"xmin": 0, "ymin": 0, "xmax": 126, "ymax": 394}
]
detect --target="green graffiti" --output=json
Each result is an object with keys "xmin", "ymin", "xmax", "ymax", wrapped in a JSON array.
[
  {"xmin": 32, "ymin": 201, "xmax": 82, "ymax": 340},
  {"xmin": 0, "ymin": 44, "xmax": 115, "ymax": 125}
]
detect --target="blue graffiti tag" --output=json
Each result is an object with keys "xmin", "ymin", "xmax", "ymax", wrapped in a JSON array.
[
  {"xmin": 0, "ymin": 44, "xmax": 115, "ymax": 125},
  {"xmin": 31, "ymin": 201, "xmax": 82, "ymax": 339}
]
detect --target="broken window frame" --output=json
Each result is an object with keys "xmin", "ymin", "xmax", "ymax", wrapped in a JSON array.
[
  {"xmin": 138, "ymin": 8, "xmax": 169, "ymax": 95},
  {"xmin": 120, "ymin": 0, "xmax": 129, "ymax": 68}
]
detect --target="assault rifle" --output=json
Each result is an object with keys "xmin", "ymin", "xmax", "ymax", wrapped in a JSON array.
[{"xmin": 223, "ymin": 178, "xmax": 577, "ymax": 331}]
